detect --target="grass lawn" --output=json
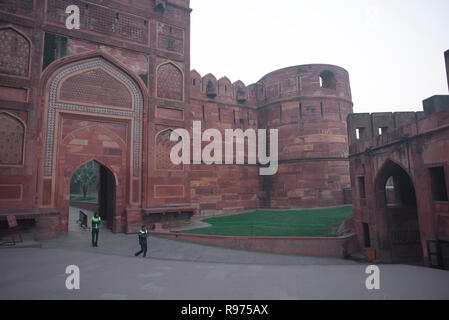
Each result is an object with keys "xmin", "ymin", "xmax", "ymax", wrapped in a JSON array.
[
  {"xmin": 70, "ymin": 193, "xmax": 98, "ymax": 203},
  {"xmin": 178, "ymin": 206, "xmax": 354, "ymax": 237}
]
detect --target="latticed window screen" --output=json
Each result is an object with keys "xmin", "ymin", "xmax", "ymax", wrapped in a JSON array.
[
  {"xmin": 0, "ymin": 113, "xmax": 24, "ymax": 165},
  {"xmin": 0, "ymin": 28, "xmax": 30, "ymax": 77},
  {"xmin": 157, "ymin": 63, "xmax": 183, "ymax": 101},
  {"xmin": 156, "ymin": 130, "xmax": 183, "ymax": 171},
  {"xmin": 59, "ymin": 68, "xmax": 133, "ymax": 108}
]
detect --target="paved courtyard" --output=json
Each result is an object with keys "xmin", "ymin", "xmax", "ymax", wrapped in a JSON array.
[{"xmin": 0, "ymin": 208, "xmax": 448, "ymax": 300}]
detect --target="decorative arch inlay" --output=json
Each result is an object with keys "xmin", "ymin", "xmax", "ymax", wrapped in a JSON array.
[
  {"xmin": 44, "ymin": 58, "xmax": 143, "ymax": 177},
  {"xmin": 58, "ymin": 67, "xmax": 133, "ymax": 109}
]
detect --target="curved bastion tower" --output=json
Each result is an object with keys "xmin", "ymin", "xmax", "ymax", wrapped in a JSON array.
[
  {"xmin": 254, "ymin": 64, "xmax": 354, "ymax": 208},
  {"xmin": 189, "ymin": 64, "xmax": 354, "ymax": 212}
]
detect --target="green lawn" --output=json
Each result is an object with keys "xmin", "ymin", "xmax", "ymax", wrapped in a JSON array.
[
  {"xmin": 178, "ymin": 206, "xmax": 353, "ymax": 237},
  {"xmin": 69, "ymin": 193, "xmax": 98, "ymax": 203}
]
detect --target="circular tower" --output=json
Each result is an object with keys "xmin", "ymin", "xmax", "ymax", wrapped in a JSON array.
[{"xmin": 257, "ymin": 64, "xmax": 353, "ymax": 208}]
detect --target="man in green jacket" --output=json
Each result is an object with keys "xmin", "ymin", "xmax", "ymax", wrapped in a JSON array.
[
  {"xmin": 135, "ymin": 225, "xmax": 148, "ymax": 258},
  {"xmin": 91, "ymin": 212, "xmax": 101, "ymax": 247}
]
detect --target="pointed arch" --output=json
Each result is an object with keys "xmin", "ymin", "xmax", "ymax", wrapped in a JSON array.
[
  {"xmin": 41, "ymin": 52, "xmax": 145, "ymax": 178},
  {"xmin": 190, "ymin": 70, "xmax": 201, "ymax": 88},
  {"xmin": 69, "ymin": 158, "xmax": 118, "ymax": 230},
  {"xmin": 202, "ymin": 73, "xmax": 217, "ymax": 93},
  {"xmin": 374, "ymin": 159, "xmax": 415, "ymax": 194},
  {"xmin": 62, "ymin": 123, "xmax": 127, "ymax": 147},
  {"xmin": 57, "ymin": 66, "xmax": 134, "ymax": 109},
  {"xmin": 71, "ymin": 158, "xmax": 118, "ymax": 188},
  {"xmin": 373, "ymin": 158, "xmax": 423, "ymax": 263},
  {"xmin": 218, "ymin": 76, "xmax": 232, "ymax": 96},
  {"xmin": 40, "ymin": 50, "xmax": 148, "ymax": 101}
]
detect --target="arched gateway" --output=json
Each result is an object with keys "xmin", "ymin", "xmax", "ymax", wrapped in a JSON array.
[
  {"xmin": 374, "ymin": 160, "xmax": 423, "ymax": 264},
  {"xmin": 40, "ymin": 53, "xmax": 145, "ymax": 234}
]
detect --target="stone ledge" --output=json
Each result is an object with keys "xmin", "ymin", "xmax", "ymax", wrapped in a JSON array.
[{"xmin": 149, "ymin": 231, "xmax": 360, "ymax": 259}]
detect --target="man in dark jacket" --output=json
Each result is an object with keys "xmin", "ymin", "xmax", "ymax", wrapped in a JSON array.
[
  {"xmin": 91, "ymin": 212, "xmax": 101, "ymax": 247},
  {"xmin": 134, "ymin": 225, "xmax": 148, "ymax": 257}
]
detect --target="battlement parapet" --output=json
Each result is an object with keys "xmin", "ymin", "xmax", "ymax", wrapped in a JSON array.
[
  {"xmin": 190, "ymin": 63, "xmax": 352, "ymax": 107},
  {"xmin": 348, "ymin": 97, "xmax": 449, "ymax": 155},
  {"xmin": 190, "ymin": 70, "xmax": 252, "ymax": 105}
]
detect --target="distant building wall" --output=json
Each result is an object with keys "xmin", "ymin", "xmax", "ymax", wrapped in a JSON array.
[{"xmin": 347, "ymin": 65, "xmax": 449, "ymax": 266}]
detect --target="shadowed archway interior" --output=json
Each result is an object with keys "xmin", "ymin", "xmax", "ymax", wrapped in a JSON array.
[
  {"xmin": 375, "ymin": 160, "xmax": 423, "ymax": 264},
  {"xmin": 70, "ymin": 160, "xmax": 116, "ymax": 231},
  {"xmin": 98, "ymin": 164, "xmax": 116, "ymax": 230}
]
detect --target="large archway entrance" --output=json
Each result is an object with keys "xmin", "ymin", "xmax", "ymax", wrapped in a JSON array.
[
  {"xmin": 39, "ymin": 54, "xmax": 146, "ymax": 235},
  {"xmin": 70, "ymin": 161, "xmax": 116, "ymax": 231},
  {"xmin": 375, "ymin": 160, "xmax": 423, "ymax": 264}
]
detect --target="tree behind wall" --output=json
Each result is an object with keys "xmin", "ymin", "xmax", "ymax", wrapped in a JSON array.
[{"xmin": 71, "ymin": 162, "xmax": 99, "ymax": 199}]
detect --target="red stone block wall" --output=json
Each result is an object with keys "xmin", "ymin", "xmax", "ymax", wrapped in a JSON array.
[
  {"xmin": 266, "ymin": 160, "xmax": 350, "ymax": 208},
  {"xmin": 188, "ymin": 72, "xmax": 262, "ymax": 216},
  {"xmin": 190, "ymin": 164, "xmax": 262, "ymax": 217},
  {"xmin": 257, "ymin": 65, "xmax": 353, "ymax": 208}
]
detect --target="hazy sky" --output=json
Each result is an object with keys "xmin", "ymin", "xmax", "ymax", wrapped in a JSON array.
[{"xmin": 190, "ymin": 0, "xmax": 449, "ymax": 113}]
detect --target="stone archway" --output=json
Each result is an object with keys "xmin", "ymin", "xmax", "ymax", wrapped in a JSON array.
[
  {"xmin": 40, "ymin": 54, "xmax": 145, "ymax": 235},
  {"xmin": 69, "ymin": 160, "xmax": 116, "ymax": 231},
  {"xmin": 374, "ymin": 160, "xmax": 423, "ymax": 264},
  {"xmin": 59, "ymin": 123, "xmax": 128, "ymax": 233}
]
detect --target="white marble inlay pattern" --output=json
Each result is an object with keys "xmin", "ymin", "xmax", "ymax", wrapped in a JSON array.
[{"xmin": 45, "ymin": 58, "xmax": 143, "ymax": 177}]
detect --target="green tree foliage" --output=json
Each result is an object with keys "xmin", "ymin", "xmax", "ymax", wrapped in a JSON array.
[{"xmin": 72, "ymin": 162, "xmax": 99, "ymax": 199}]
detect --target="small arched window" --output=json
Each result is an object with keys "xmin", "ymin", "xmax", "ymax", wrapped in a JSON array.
[{"xmin": 319, "ymin": 71, "xmax": 336, "ymax": 90}]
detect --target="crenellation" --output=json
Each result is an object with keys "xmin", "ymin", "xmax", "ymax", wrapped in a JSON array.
[
  {"xmin": 347, "ymin": 111, "xmax": 428, "ymax": 146},
  {"xmin": 217, "ymin": 76, "xmax": 232, "ymax": 97}
]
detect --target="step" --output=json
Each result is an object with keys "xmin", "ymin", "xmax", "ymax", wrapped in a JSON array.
[{"xmin": 0, "ymin": 240, "xmax": 42, "ymax": 249}]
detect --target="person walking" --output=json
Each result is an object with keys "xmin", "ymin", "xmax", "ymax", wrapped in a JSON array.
[
  {"xmin": 91, "ymin": 212, "xmax": 101, "ymax": 247},
  {"xmin": 135, "ymin": 225, "xmax": 148, "ymax": 258}
]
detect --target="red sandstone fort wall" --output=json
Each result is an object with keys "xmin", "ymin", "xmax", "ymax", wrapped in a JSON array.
[{"xmin": 0, "ymin": 0, "xmax": 355, "ymax": 239}]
